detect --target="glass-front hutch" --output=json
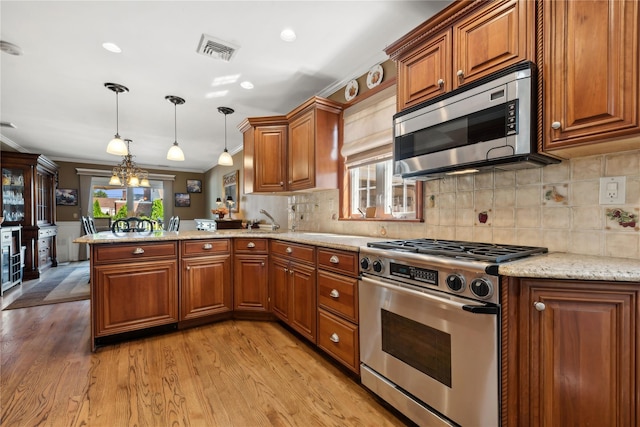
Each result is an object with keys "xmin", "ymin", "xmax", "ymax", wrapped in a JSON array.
[{"xmin": 1, "ymin": 152, "xmax": 58, "ymax": 280}]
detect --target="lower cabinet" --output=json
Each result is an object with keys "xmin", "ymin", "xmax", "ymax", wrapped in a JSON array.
[
  {"xmin": 270, "ymin": 240, "xmax": 317, "ymax": 343},
  {"xmin": 316, "ymin": 248, "xmax": 360, "ymax": 373},
  {"xmin": 233, "ymin": 238, "xmax": 269, "ymax": 316},
  {"xmin": 505, "ymin": 277, "xmax": 640, "ymax": 427},
  {"xmin": 91, "ymin": 241, "xmax": 179, "ymax": 349},
  {"xmin": 180, "ymin": 239, "xmax": 232, "ymax": 325}
]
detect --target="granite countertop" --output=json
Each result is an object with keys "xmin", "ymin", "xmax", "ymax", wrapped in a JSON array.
[
  {"xmin": 499, "ymin": 252, "xmax": 640, "ymax": 282},
  {"xmin": 73, "ymin": 231, "xmax": 640, "ymax": 282},
  {"xmin": 73, "ymin": 230, "xmax": 382, "ymax": 252}
]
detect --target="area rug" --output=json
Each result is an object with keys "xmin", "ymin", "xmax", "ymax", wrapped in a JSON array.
[{"xmin": 2, "ymin": 262, "xmax": 90, "ymax": 310}]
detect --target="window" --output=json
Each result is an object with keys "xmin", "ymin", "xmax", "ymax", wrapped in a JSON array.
[
  {"xmin": 90, "ymin": 177, "xmax": 165, "ymax": 224},
  {"xmin": 341, "ymin": 86, "xmax": 422, "ymax": 221}
]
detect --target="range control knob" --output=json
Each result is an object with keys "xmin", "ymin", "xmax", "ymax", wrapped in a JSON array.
[
  {"xmin": 470, "ymin": 278, "xmax": 494, "ymax": 299},
  {"xmin": 360, "ymin": 257, "xmax": 371, "ymax": 271},
  {"xmin": 372, "ymin": 260, "xmax": 384, "ymax": 273},
  {"xmin": 446, "ymin": 273, "xmax": 466, "ymax": 292}
]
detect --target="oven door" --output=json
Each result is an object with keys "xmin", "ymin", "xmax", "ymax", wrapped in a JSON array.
[{"xmin": 359, "ymin": 275, "xmax": 499, "ymax": 427}]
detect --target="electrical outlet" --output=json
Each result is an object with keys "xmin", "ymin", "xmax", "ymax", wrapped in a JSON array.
[{"xmin": 599, "ymin": 176, "xmax": 626, "ymax": 205}]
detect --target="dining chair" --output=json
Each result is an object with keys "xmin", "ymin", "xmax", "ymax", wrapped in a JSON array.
[{"xmin": 111, "ymin": 217, "xmax": 153, "ymax": 233}]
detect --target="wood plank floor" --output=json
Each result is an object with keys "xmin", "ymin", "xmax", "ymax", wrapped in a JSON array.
[{"xmin": 1, "ymin": 298, "xmax": 411, "ymax": 426}]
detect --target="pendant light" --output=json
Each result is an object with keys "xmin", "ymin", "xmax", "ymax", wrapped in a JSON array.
[
  {"xmin": 217, "ymin": 106, "xmax": 234, "ymax": 166},
  {"xmin": 165, "ymin": 95, "xmax": 186, "ymax": 161},
  {"xmin": 104, "ymin": 83, "xmax": 129, "ymax": 156}
]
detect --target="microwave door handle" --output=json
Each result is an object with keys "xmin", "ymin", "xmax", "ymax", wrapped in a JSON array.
[{"xmin": 361, "ymin": 275, "xmax": 470, "ymax": 311}]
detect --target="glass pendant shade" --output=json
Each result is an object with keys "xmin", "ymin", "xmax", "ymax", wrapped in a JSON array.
[
  {"xmin": 217, "ymin": 149, "xmax": 233, "ymax": 166},
  {"xmin": 217, "ymin": 106, "xmax": 234, "ymax": 166},
  {"xmin": 109, "ymin": 174, "xmax": 122, "ymax": 186},
  {"xmin": 106, "ymin": 136, "xmax": 128, "ymax": 156},
  {"xmin": 139, "ymin": 178, "xmax": 151, "ymax": 187},
  {"xmin": 166, "ymin": 95, "xmax": 186, "ymax": 161},
  {"xmin": 167, "ymin": 141, "xmax": 185, "ymax": 161}
]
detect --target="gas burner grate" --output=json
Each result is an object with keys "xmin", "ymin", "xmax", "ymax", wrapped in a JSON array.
[{"xmin": 367, "ymin": 239, "xmax": 547, "ymax": 263}]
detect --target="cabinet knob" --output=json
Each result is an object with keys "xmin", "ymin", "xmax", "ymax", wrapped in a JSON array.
[
  {"xmin": 284, "ymin": 268, "xmax": 288, "ymax": 273},
  {"xmin": 288, "ymin": 180, "xmax": 292, "ymax": 185},
  {"xmin": 533, "ymin": 301, "xmax": 546, "ymax": 312},
  {"xmin": 437, "ymin": 78, "xmax": 445, "ymax": 88},
  {"xmin": 247, "ymin": 242, "xmax": 256, "ymax": 248},
  {"xmin": 186, "ymin": 266, "xmax": 191, "ymax": 271},
  {"xmin": 132, "ymin": 247, "xmax": 145, "ymax": 255},
  {"xmin": 329, "ymin": 333, "xmax": 340, "ymax": 343},
  {"xmin": 261, "ymin": 262, "xmax": 265, "ymax": 267},
  {"xmin": 551, "ymin": 121, "xmax": 562, "ymax": 130},
  {"xmin": 202, "ymin": 243, "xmax": 213, "ymax": 250},
  {"xmin": 279, "ymin": 182, "xmax": 284, "ymax": 186},
  {"xmin": 285, "ymin": 247, "xmax": 293, "ymax": 254},
  {"xmin": 329, "ymin": 255, "xmax": 339, "ymax": 264},
  {"xmin": 456, "ymin": 69, "xmax": 464, "ymax": 79},
  {"xmin": 289, "ymin": 269, "xmax": 294, "ymax": 275},
  {"xmin": 329, "ymin": 289, "xmax": 340, "ymax": 298}
]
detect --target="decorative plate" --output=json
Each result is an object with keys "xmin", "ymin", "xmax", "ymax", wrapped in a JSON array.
[
  {"xmin": 366, "ymin": 64, "xmax": 384, "ymax": 89},
  {"xmin": 345, "ymin": 79, "xmax": 358, "ymax": 101}
]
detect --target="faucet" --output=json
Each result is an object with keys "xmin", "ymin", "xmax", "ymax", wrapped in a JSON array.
[{"xmin": 259, "ymin": 209, "xmax": 280, "ymax": 230}]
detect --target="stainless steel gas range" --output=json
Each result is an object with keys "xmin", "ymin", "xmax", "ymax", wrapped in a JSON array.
[{"xmin": 358, "ymin": 239, "xmax": 548, "ymax": 427}]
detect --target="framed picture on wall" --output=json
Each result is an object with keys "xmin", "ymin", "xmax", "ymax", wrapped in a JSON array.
[
  {"xmin": 223, "ymin": 170, "xmax": 239, "ymax": 213},
  {"xmin": 175, "ymin": 192, "xmax": 190, "ymax": 207},
  {"xmin": 56, "ymin": 188, "xmax": 78, "ymax": 206},
  {"xmin": 186, "ymin": 179, "xmax": 202, "ymax": 193}
]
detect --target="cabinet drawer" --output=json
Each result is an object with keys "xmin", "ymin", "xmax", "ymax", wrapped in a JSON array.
[
  {"xmin": 1, "ymin": 232, "xmax": 11, "ymax": 244},
  {"xmin": 38, "ymin": 227, "xmax": 57, "ymax": 238},
  {"xmin": 234, "ymin": 238, "xmax": 268, "ymax": 253},
  {"xmin": 318, "ymin": 309, "xmax": 359, "ymax": 373},
  {"xmin": 318, "ymin": 270, "xmax": 358, "ymax": 322},
  {"xmin": 94, "ymin": 242, "xmax": 177, "ymax": 264},
  {"xmin": 317, "ymin": 248, "xmax": 358, "ymax": 276},
  {"xmin": 181, "ymin": 239, "xmax": 230, "ymax": 257},
  {"xmin": 270, "ymin": 240, "xmax": 315, "ymax": 264}
]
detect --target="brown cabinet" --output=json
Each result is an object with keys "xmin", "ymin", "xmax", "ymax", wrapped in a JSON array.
[
  {"xmin": 180, "ymin": 239, "xmax": 232, "ymax": 325},
  {"xmin": 388, "ymin": 0, "xmax": 534, "ymax": 110},
  {"xmin": 233, "ymin": 238, "xmax": 269, "ymax": 316},
  {"xmin": 91, "ymin": 241, "xmax": 179, "ymax": 349},
  {"xmin": 1, "ymin": 152, "xmax": 58, "ymax": 279},
  {"xmin": 240, "ymin": 97, "xmax": 342, "ymax": 193},
  {"xmin": 239, "ymin": 116, "xmax": 288, "ymax": 193},
  {"xmin": 542, "ymin": 0, "xmax": 640, "ymax": 157},
  {"xmin": 316, "ymin": 248, "xmax": 360, "ymax": 373},
  {"xmin": 270, "ymin": 240, "xmax": 317, "ymax": 342},
  {"xmin": 504, "ymin": 278, "xmax": 640, "ymax": 426}
]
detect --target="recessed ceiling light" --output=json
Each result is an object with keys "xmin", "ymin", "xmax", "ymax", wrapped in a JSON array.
[
  {"xmin": 102, "ymin": 42, "xmax": 122, "ymax": 53},
  {"xmin": 280, "ymin": 28, "xmax": 296, "ymax": 42},
  {"xmin": 240, "ymin": 81, "xmax": 254, "ymax": 90}
]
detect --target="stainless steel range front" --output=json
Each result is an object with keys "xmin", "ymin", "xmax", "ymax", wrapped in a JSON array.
[{"xmin": 358, "ymin": 239, "xmax": 547, "ymax": 427}]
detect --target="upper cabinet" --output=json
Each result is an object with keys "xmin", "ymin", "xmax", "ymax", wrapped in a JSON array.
[
  {"xmin": 387, "ymin": 0, "xmax": 535, "ymax": 111},
  {"xmin": 240, "ymin": 97, "xmax": 342, "ymax": 193},
  {"xmin": 542, "ymin": 0, "xmax": 640, "ymax": 158}
]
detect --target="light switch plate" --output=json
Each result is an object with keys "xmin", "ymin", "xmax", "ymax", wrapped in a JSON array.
[{"xmin": 599, "ymin": 176, "xmax": 626, "ymax": 204}]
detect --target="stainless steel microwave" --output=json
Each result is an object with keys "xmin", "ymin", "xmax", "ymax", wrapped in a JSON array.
[{"xmin": 394, "ymin": 61, "xmax": 559, "ymax": 179}]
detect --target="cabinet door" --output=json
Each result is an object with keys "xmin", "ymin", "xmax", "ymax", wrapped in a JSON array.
[
  {"xmin": 233, "ymin": 254, "xmax": 268, "ymax": 312},
  {"xmin": 270, "ymin": 256, "xmax": 290, "ymax": 322},
  {"xmin": 254, "ymin": 125, "xmax": 287, "ymax": 192},
  {"xmin": 515, "ymin": 279, "xmax": 638, "ymax": 426},
  {"xmin": 289, "ymin": 261, "xmax": 317, "ymax": 342},
  {"xmin": 180, "ymin": 255, "xmax": 232, "ymax": 321},
  {"xmin": 288, "ymin": 109, "xmax": 315, "ymax": 191},
  {"xmin": 543, "ymin": 0, "xmax": 639, "ymax": 155},
  {"xmin": 93, "ymin": 260, "xmax": 178, "ymax": 337},
  {"xmin": 397, "ymin": 29, "xmax": 451, "ymax": 109},
  {"xmin": 453, "ymin": 0, "xmax": 533, "ymax": 89}
]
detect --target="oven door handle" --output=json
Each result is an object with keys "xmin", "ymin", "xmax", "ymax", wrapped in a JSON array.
[{"xmin": 361, "ymin": 275, "xmax": 497, "ymax": 314}]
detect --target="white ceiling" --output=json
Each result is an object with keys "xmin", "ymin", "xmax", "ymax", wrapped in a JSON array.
[{"xmin": 0, "ymin": 0, "xmax": 451, "ymax": 173}]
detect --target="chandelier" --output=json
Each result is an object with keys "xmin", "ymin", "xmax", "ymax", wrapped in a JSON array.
[{"xmin": 108, "ymin": 139, "xmax": 150, "ymax": 187}]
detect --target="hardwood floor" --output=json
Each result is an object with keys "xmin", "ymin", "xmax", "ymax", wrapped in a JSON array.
[{"xmin": 1, "ymin": 299, "xmax": 410, "ymax": 426}]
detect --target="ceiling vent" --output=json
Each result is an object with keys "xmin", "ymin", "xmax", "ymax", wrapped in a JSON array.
[{"xmin": 196, "ymin": 34, "xmax": 238, "ymax": 62}]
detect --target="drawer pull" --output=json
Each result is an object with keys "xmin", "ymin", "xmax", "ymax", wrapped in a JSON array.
[
  {"xmin": 329, "ymin": 289, "xmax": 340, "ymax": 298},
  {"xmin": 247, "ymin": 242, "xmax": 256, "ymax": 248},
  {"xmin": 285, "ymin": 247, "xmax": 293, "ymax": 254},
  {"xmin": 202, "ymin": 243, "xmax": 213, "ymax": 250},
  {"xmin": 533, "ymin": 301, "xmax": 546, "ymax": 312},
  {"xmin": 330, "ymin": 333, "xmax": 340, "ymax": 343},
  {"xmin": 284, "ymin": 268, "xmax": 288, "ymax": 273},
  {"xmin": 329, "ymin": 255, "xmax": 339, "ymax": 264},
  {"xmin": 132, "ymin": 247, "xmax": 145, "ymax": 255}
]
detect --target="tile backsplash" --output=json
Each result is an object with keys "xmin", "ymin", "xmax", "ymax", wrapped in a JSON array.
[{"xmin": 288, "ymin": 149, "xmax": 640, "ymax": 260}]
